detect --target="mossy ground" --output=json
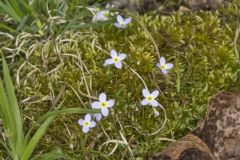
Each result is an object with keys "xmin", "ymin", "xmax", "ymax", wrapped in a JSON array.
[{"xmin": 0, "ymin": 1, "xmax": 240, "ymax": 159}]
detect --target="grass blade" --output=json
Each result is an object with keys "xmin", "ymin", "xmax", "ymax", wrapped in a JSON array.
[
  {"xmin": 23, "ymin": 98, "xmax": 67, "ymax": 146},
  {"xmin": 18, "ymin": 0, "xmax": 34, "ymax": 16},
  {"xmin": 22, "ymin": 108, "xmax": 99, "ymax": 159},
  {"xmin": 0, "ymin": 2, "xmax": 22, "ymax": 22},
  {"xmin": 2, "ymin": 58, "xmax": 24, "ymax": 155},
  {"xmin": 0, "ymin": 23, "xmax": 16, "ymax": 32},
  {"xmin": 0, "ymin": 137, "xmax": 13, "ymax": 159},
  {"xmin": 37, "ymin": 153, "xmax": 74, "ymax": 160},
  {"xmin": 38, "ymin": 108, "xmax": 100, "ymax": 122},
  {"xmin": 21, "ymin": 116, "xmax": 56, "ymax": 160},
  {"xmin": 16, "ymin": 15, "xmax": 29, "ymax": 32},
  {"xmin": 31, "ymin": 150, "xmax": 74, "ymax": 160},
  {"xmin": 6, "ymin": 0, "xmax": 24, "ymax": 18},
  {"xmin": 0, "ymin": 78, "xmax": 17, "ymax": 156}
]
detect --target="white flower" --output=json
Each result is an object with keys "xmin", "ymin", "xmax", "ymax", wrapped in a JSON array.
[
  {"xmin": 92, "ymin": 10, "xmax": 109, "ymax": 23},
  {"xmin": 103, "ymin": 50, "xmax": 127, "ymax": 69},
  {"xmin": 91, "ymin": 93, "xmax": 115, "ymax": 117},
  {"xmin": 157, "ymin": 56, "xmax": 174, "ymax": 74},
  {"xmin": 141, "ymin": 89, "xmax": 159, "ymax": 107},
  {"xmin": 78, "ymin": 114, "xmax": 96, "ymax": 133}
]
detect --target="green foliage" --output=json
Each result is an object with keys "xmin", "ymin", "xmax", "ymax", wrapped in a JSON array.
[
  {"xmin": 0, "ymin": 0, "xmax": 112, "ymax": 35},
  {"xmin": 0, "ymin": 57, "xmax": 99, "ymax": 159},
  {"xmin": 0, "ymin": 1, "xmax": 240, "ymax": 159}
]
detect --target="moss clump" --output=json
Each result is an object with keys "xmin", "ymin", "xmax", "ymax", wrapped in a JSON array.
[{"xmin": 0, "ymin": 2, "xmax": 240, "ymax": 159}]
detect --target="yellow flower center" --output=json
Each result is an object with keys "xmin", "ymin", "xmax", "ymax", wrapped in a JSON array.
[
  {"xmin": 103, "ymin": 12, "xmax": 109, "ymax": 17},
  {"xmin": 113, "ymin": 57, "xmax": 119, "ymax": 63},
  {"xmin": 161, "ymin": 65, "xmax": 166, "ymax": 70},
  {"xmin": 84, "ymin": 121, "xmax": 90, "ymax": 127},
  {"xmin": 120, "ymin": 22, "xmax": 125, "ymax": 26},
  {"xmin": 147, "ymin": 96, "xmax": 153, "ymax": 102},
  {"xmin": 100, "ymin": 102, "xmax": 107, "ymax": 108}
]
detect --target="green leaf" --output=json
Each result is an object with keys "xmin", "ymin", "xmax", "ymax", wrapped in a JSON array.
[
  {"xmin": 7, "ymin": 0, "xmax": 24, "ymax": 18},
  {"xmin": 0, "ymin": 77, "xmax": 17, "ymax": 156},
  {"xmin": 65, "ymin": 20, "xmax": 113, "ymax": 30},
  {"xmin": 0, "ymin": 1, "xmax": 22, "ymax": 22},
  {"xmin": 37, "ymin": 153, "xmax": 73, "ymax": 160},
  {"xmin": 0, "ymin": 23, "xmax": 16, "ymax": 32},
  {"xmin": 21, "ymin": 116, "xmax": 56, "ymax": 160},
  {"xmin": 22, "ymin": 108, "xmax": 100, "ymax": 160},
  {"xmin": 18, "ymin": 0, "xmax": 34, "ymax": 17},
  {"xmin": 2, "ymin": 58, "xmax": 24, "ymax": 155},
  {"xmin": 32, "ymin": 150, "xmax": 74, "ymax": 160},
  {"xmin": 16, "ymin": 15, "xmax": 29, "ymax": 32},
  {"xmin": 0, "ymin": 137, "xmax": 14, "ymax": 159},
  {"xmin": 38, "ymin": 108, "xmax": 100, "ymax": 123}
]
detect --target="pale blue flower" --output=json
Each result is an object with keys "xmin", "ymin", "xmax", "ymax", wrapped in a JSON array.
[
  {"xmin": 104, "ymin": 50, "xmax": 126, "ymax": 69},
  {"xmin": 78, "ymin": 114, "xmax": 96, "ymax": 133},
  {"xmin": 93, "ymin": 113, "xmax": 102, "ymax": 121},
  {"xmin": 92, "ymin": 10, "xmax": 109, "ymax": 23},
  {"xmin": 141, "ymin": 89, "xmax": 159, "ymax": 107},
  {"xmin": 157, "ymin": 56, "xmax": 174, "ymax": 74},
  {"xmin": 91, "ymin": 93, "xmax": 115, "ymax": 117},
  {"xmin": 114, "ymin": 15, "xmax": 131, "ymax": 28},
  {"xmin": 153, "ymin": 108, "xmax": 160, "ymax": 117}
]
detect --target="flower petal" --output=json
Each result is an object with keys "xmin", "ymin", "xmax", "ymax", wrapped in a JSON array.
[
  {"xmin": 118, "ymin": 53, "xmax": 126, "ymax": 61},
  {"xmin": 150, "ymin": 100, "xmax": 159, "ymax": 107},
  {"xmin": 91, "ymin": 101, "xmax": 100, "ymax": 109},
  {"xmin": 165, "ymin": 63, "xmax": 174, "ymax": 69},
  {"xmin": 157, "ymin": 63, "xmax": 161, "ymax": 69},
  {"xmin": 90, "ymin": 121, "xmax": 96, "ymax": 128},
  {"xmin": 117, "ymin": 15, "xmax": 123, "ymax": 23},
  {"xmin": 94, "ymin": 113, "xmax": 102, "ymax": 121},
  {"xmin": 151, "ymin": 90, "xmax": 159, "ymax": 98},
  {"xmin": 82, "ymin": 126, "xmax": 90, "ymax": 133},
  {"xmin": 114, "ymin": 23, "xmax": 120, "ymax": 28},
  {"xmin": 115, "ymin": 62, "xmax": 122, "ymax": 69},
  {"xmin": 78, "ymin": 119, "xmax": 84, "ymax": 126},
  {"xmin": 110, "ymin": 50, "xmax": 117, "ymax": 58},
  {"xmin": 85, "ymin": 114, "xmax": 91, "ymax": 121},
  {"xmin": 142, "ymin": 89, "xmax": 150, "ymax": 97},
  {"xmin": 162, "ymin": 69, "xmax": 168, "ymax": 74},
  {"xmin": 124, "ymin": 17, "xmax": 131, "ymax": 24},
  {"xmin": 105, "ymin": 58, "xmax": 114, "ymax": 65},
  {"xmin": 120, "ymin": 25, "xmax": 127, "ymax": 29},
  {"xmin": 101, "ymin": 108, "xmax": 109, "ymax": 117},
  {"xmin": 141, "ymin": 99, "xmax": 149, "ymax": 105},
  {"xmin": 160, "ymin": 57, "xmax": 166, "ymax": 65},
  {"xmin": 99, "ymin": 93, "xmax": 107, "ymax": 101},
  {"xmin": 92, "ymin": 10, "xmax": 109, "ymax": 22},
  {"xmin": 107, "ymin": 99, "xmax": 115, "ymax": 108},
  {"xmin": 154, "ymin": 110, "xmax": 160, "ymax": 117}
]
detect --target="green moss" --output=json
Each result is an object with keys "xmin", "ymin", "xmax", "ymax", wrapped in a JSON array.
[{"xmin": 1, "ymin": 2, "xmax": 240, "ymax": 159}]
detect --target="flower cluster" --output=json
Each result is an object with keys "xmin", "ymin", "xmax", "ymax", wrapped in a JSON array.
[
  {"xmin": 78, "ymin": 14, "xmax": 174, "ymax": 133},
  {"xmin": 78, "ymin": 93, "xmax": 115, "ymax": 133}
]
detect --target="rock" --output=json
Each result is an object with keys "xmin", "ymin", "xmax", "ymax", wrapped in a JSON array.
[
  {"xmin": 110, "ymin": 0, "xmax": 228, "ymax": 13},
  {"xmin": 187, "ymin": 0, "xmax": 228, "ymax": 10},
  {"xmin": 150, "ymin": 91, "xmax": 240, "ymax": 160},
  {"xmin": 150, "ymin": 134, "xmax": 214, "ymax": 160}
]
